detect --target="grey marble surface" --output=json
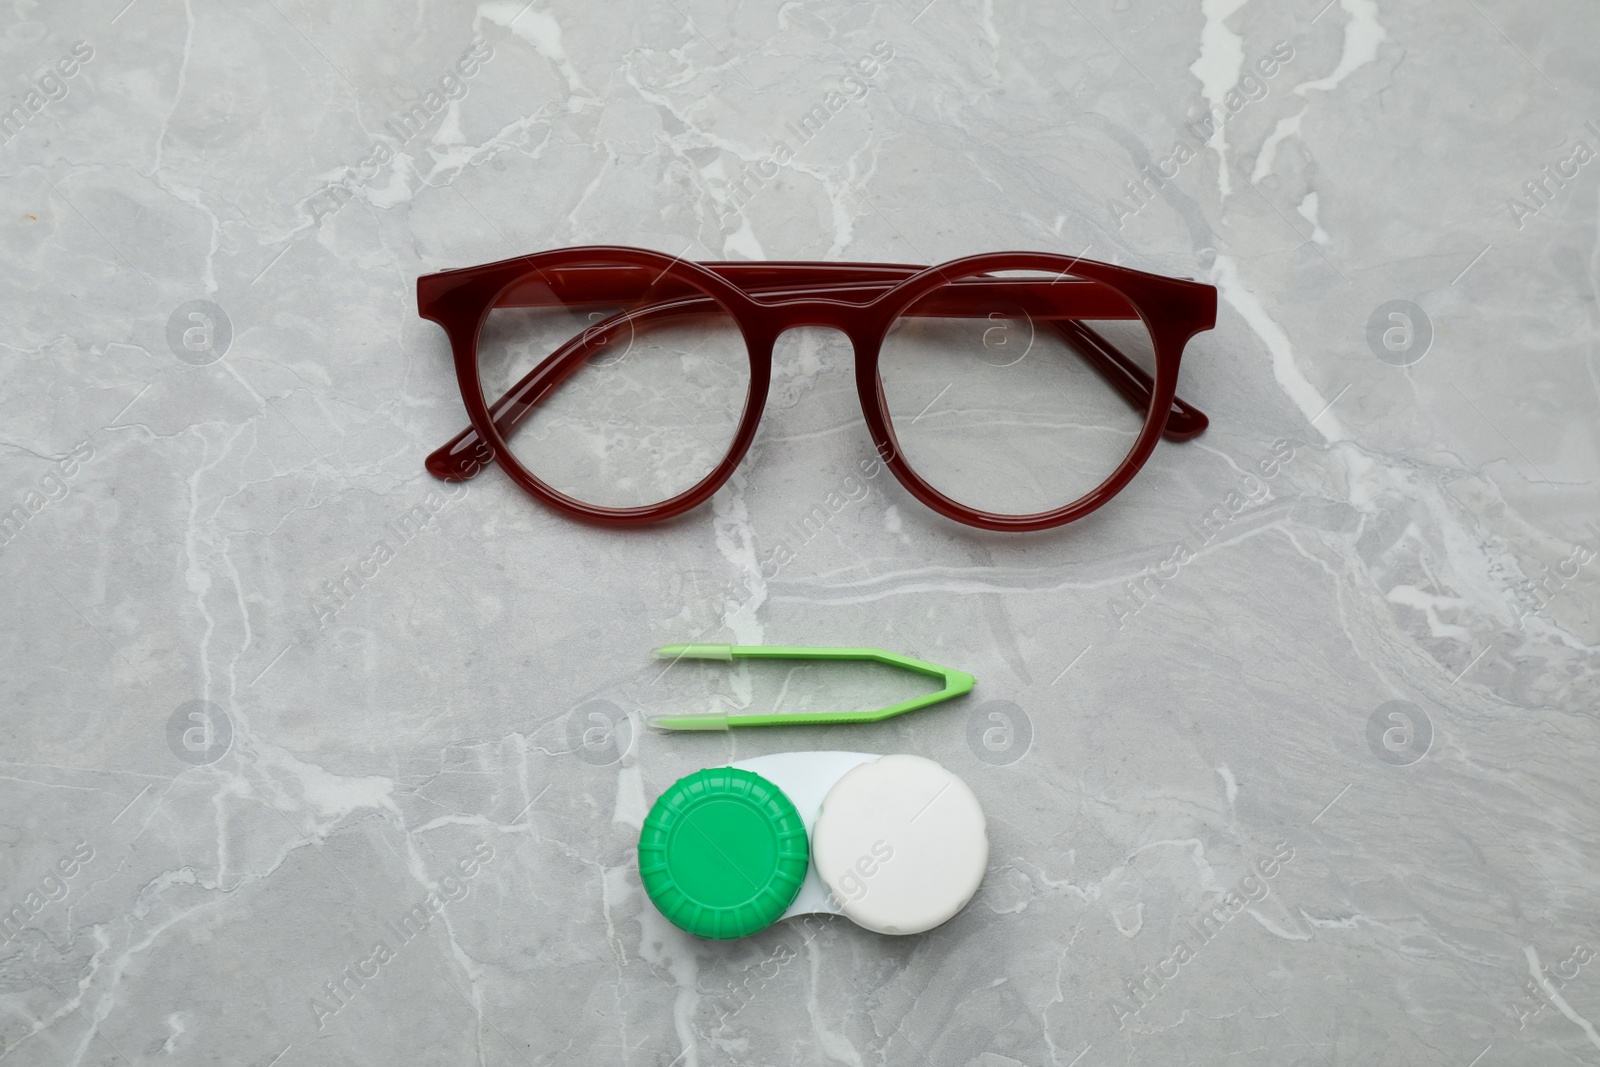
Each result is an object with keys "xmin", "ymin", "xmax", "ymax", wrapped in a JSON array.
[{"xmin": 2, "ymin": 0, "xmax": 1599, "ymax": 1064}]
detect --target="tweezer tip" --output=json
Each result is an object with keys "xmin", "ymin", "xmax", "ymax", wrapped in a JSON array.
[
  {"xmin": 653, "ymin": 644, "xmax": 733, "ymax": 661},
  {"xmin": 646, "ymin": 713, "xmax": 729, "ymax": 731}
]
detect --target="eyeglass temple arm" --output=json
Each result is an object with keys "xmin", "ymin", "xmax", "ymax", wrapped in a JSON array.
[
  {"xmin": 1050, "ymin": 319, "xmax": 1208, "ymax": 441},
  {"xmin": 425, "ymin": 269, "xmax": 1208, "ymax": 482},
  {"xmin": 427, "ymin": 298, "xmax": 708, "ymax": 482},
  {"xmin": 706, "ymin": 265, "xmax": 1208, "ymax": 441}
]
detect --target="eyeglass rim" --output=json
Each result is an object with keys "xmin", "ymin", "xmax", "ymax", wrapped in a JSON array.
[{"xmin": 418, "ymin": 245, "xmax": 1216, "ymax": 532}]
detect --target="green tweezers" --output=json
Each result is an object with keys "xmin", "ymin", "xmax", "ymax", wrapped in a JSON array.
[{"xmin": 647, "ymin": 644, "xmax": 975, "ymax": 730}]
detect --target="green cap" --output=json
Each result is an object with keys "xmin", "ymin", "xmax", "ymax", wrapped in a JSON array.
[{"xmin": 638, "ymin": 767, "xmax": 809, "ymax": 939}]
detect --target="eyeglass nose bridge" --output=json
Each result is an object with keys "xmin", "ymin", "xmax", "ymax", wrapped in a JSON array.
[
  {"xmin": 741, "ymin": 296, "xmax": 886, "ymax": 337},
  {"xmin": 735, "ymin": 300, "xmax": 895, "ymax": 368}
]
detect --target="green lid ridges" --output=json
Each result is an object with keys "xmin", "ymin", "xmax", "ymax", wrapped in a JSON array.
[{"xmin": 638, "ymin": 767, "xmax": 809, "ymax": 939}]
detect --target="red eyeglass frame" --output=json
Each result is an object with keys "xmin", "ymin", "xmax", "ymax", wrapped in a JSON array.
[{"xmin": 417, "ymin": 245, "xmax": 1216, "ymax": 533}]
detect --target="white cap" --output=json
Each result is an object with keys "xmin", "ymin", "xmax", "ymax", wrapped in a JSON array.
[{"xmin": 812, "ymin": 754, "xmax": 988, "ymax": 935}]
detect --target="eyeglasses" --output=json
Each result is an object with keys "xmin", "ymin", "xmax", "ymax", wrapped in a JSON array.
[{"xmin": 418, "ymin": 246, "xmax": 1215, "ymax": 532}]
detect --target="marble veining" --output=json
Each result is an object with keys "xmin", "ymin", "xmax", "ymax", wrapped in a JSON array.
[{"xmin": 1, "ymin": 0, "xmax": 1598, "ymax": 1064}]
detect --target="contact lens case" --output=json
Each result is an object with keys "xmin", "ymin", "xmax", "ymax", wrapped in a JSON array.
[{"xmin": 638, "ymin": 752, "xmax": 988, "ymax": 939}]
